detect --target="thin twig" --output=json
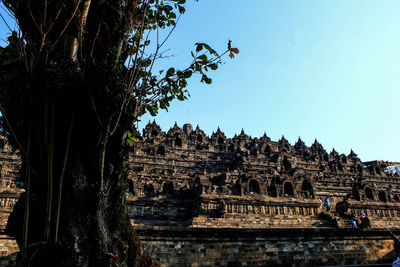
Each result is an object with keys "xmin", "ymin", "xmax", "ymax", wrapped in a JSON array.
[
  {"xmin": 109, "ymin": 2, "xmax": 148, "ymax": 136},
  {"xmin": 0, "ymin": 3, "xmax": 15, "ymax": 20},
  {"xmin": 44, "ymin": 104, "xmax": 55, "ymax": 242},
  {"xmin": 0, "ymin": 12, "xmax": 12, "ymax": 32},
  {"xmin": 158, "ymin": 13, "xmax": 180, "ymax": 49},
  {"xmin": 128, "ymin": 1, "xmax": 148, "ymax": 89},
  {"xmin": 79, "ymin": 0, "xmax": 92, "ymax": 62},
  {"xmin": 90, "ymin": 21, "xmax": 102, "ymax": 58},
  {"xmin": 44, "ymin": 7, "xmax": 63, "ymax": 37},
  {"xmin": 27, "ymin": 1, "xmax": 42, "ymax": 34},
  {"xmin": 98, "ymin": 122, "xmax": 111, "ymax": 195},
  {"xmin": 52, "ymin": 108, "xmax": 75, "ymax": 244},
  {"xmin": 90, "ymin": 95, "xmax": 104, "ymax": 129},
  {"xmin": 21, "ymin": 124, "xmax": 31, "ymax": 263},
  {"xmin": 50, "ymin": 0, "xmax": 82, "ymax": 51},
  {"xmin": 43, "ymin": 0, "xmax": 47, "ymax": 31}
]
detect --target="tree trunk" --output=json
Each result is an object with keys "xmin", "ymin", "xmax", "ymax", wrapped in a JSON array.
[{"xmin": 5, "ymin": 67, "xmax": 160, "ymax": 267}]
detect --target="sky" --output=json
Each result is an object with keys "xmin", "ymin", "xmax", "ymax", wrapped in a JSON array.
[{"xmin": 1, "ymin": 1, "xmax": 399, "ymax": 162}]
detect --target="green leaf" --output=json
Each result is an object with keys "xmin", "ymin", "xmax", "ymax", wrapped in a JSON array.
[
  {"xmin": 178, "ymin": 5, "xmax": 185, "ymax": 14},
  {"xmin": 146, "ymin": 105, "xmax": 157, "ymax": 116},
  {"xmin": 184, "ymin": 70, "xmax": 192, "ymax": 78},
  {"xmin": 166, "ymin": 67, "xmax": 175, "ymax": 77},
  {"xmin": 160, "ymin": 99, "xmax": 169, "ymax": 111},
  {"xmin": 209, "ymin": 63, "xmax": 218, "ymax": 70},
  {"xmin": 202, "ymin": 43, "xmax": 217, "ymax": 55},
  {"xmin": 197, "ymin": 54, "xmax": 207, "ymax": 62},
  {"xmin": 142, "ymin": 58, "xmax": 152, "ymax": 67},
  {"xmin": 128, "ymin": 139, "xmax": 134, "ymax": 147},
  {"xmin": 202, "ymin": 74, "xmax": 212, "ymax": 84},
  {"xmin": 177, "ymin": 94, "xmax": 185, "ymax": 101},
  {"xmin": 196, "ymin": 43, "xmax": 203, "ymax": 52},
  {"xmin": 127, "ymin": 131, "xmax": 138, "ymax": 144},
  {"xmin": 165, "ymin": 5, "xmax": 173, "ymax": 12}
]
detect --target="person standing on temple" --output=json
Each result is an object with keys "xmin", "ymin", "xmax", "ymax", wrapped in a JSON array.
[
  {"xmin": 359, "ymin": 212, "xmax": 371, "ymax": 228},
  {"xmin": 349, "ymin": 214, "xmax": 357, "ymax": 228},
  {"xmin": 324, "ymin": 197, "xmax": 330, "ymax": 212}
]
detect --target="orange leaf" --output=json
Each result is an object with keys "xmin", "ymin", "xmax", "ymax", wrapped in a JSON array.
[
  {"xmin": 229, "ymin": 51, "xmax": 234, "ymax": 59},
  {"xmin": 230, "ymin": 48, "xmax": 239, "ymax": 54}
]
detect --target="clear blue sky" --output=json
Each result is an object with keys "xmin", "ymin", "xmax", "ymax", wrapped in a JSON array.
[{"xmin": 1, "ymin": 1, "xmax": 399, "ymax": 161}]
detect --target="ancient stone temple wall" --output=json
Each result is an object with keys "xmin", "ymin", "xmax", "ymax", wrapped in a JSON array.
[
  {"xmin": 1, "ymin": 122, "xmax": 400, "ymax": 265},
  {"xmin": 134, "ymin": 226, "xmax": 396, "ymax": 267},
  {"xmin": 128, "ymin": 121, "xmax": 400, "ymax": 230},
  {"xmin": 0, "ymin": 135, "xmax": 22, "ymax": 260},
  {"xmin": 124, "ymin": 122, "xmax": 400, "ymax": 266}
]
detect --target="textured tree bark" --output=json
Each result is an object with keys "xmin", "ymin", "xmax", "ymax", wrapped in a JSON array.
[
  {"xmin": 8, "ymin": 158, "xmax": 158, "ymax": 266},
  {"xmin": 4, "ymin": 69, "xmax": 160, "ymax": 267}
]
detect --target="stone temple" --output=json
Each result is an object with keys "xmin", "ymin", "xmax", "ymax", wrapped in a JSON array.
[
  {"xmin": 1, "ymin": 122, "xmax": 400, "ymax": 266},
  {"xmin": 129, "ymin": 121, "xmax": 400, "ymax": 228}
]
